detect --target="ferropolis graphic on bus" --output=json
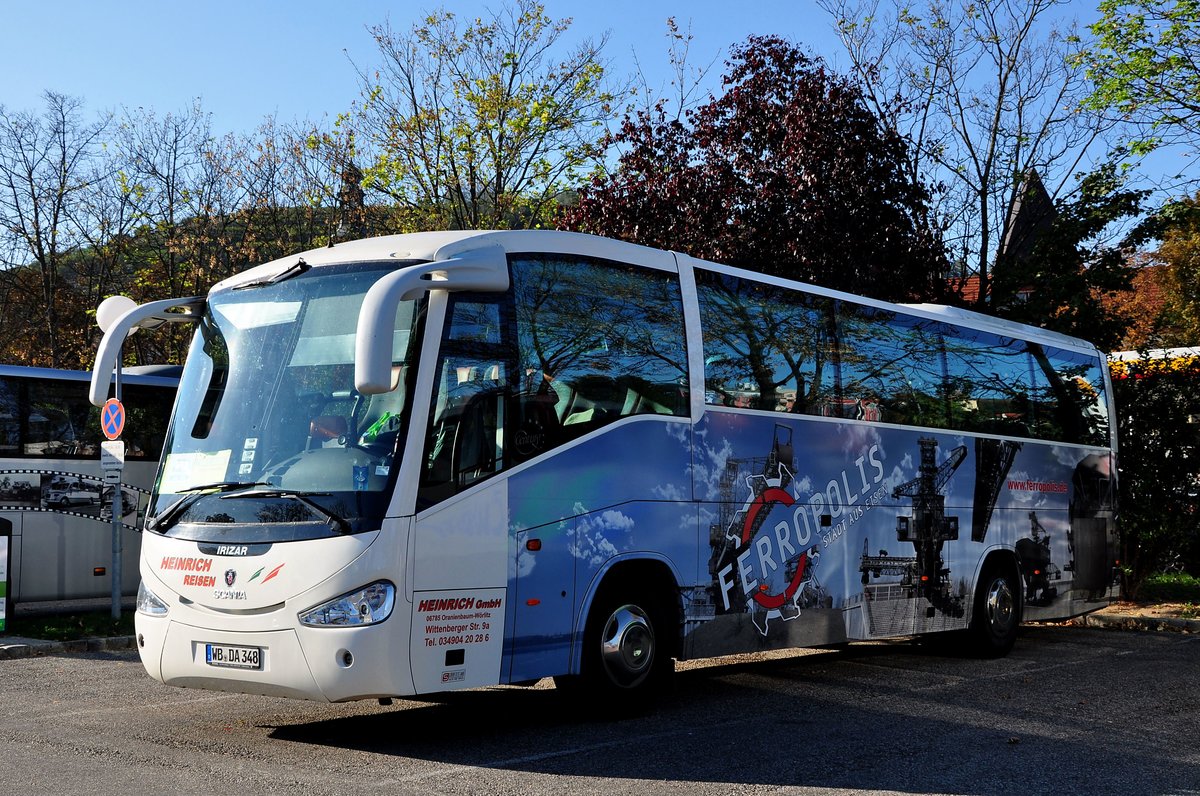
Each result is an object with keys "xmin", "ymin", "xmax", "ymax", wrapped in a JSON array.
[
  {"xmin": 89, "ymin": 231, "xmax": 1116, "ymax": 704},
  {"xmin": 0, "ymin": 365, "xmax": 176, "ymax": 604}
]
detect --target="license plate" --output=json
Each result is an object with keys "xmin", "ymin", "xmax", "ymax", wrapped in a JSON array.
[{"xmin": 205, "ymin": 643, "xmax": 262, "ymax": 670}]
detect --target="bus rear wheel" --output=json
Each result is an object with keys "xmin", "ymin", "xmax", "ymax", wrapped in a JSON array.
[{"xmin": 969, "ymin": 562, "xmax": 1020, "ymax": 658}]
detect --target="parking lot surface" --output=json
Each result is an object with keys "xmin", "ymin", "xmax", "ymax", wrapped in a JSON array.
[{"xmin": 3, "ymin": 625, "xmax": 1197, "ymax": 795}]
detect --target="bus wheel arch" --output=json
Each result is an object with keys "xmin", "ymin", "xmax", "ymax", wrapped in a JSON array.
[
  {"xmin": 969, "ymin": 551, "xmax": 1023, "ymax": 658},
  {"xmin": 567, "ymin": 557, "xmax": 681, "ymax": 701}
]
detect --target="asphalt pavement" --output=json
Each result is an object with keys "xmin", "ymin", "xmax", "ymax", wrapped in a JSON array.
[
  {"xmin": 1, "ymin": 623, "xmax": 1196, "ymax": 796},
  {"xmin": 2, "ymin": 602, "xmax": 1195, "ymax": 660}
]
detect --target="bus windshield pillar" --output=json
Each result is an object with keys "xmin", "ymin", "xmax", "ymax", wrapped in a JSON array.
[{"xmin": 355, "ymin": 245, "xmax": 509, "ymax": 395}]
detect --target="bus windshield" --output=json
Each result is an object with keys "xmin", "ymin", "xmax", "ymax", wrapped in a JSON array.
[{"xmin": 149, "ymin": 261, "xmax": 424, "ymax": 541}]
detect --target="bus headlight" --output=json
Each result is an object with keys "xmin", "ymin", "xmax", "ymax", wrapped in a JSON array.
[
  {"xmin": 136, "ymin": 581, "xmax": 169, "ymax": 617},
  {"xmin": 299, "ymin": 581, "xmax": 395, "ymax": 627}
]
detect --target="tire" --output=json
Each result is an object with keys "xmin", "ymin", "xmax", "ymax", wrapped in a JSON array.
[
  {"xmin": 576, "ymin": 585, "xmax": 673, "ymax": 710},
  {"xmin": 968, "ymin": 562, "xmax": 1021, "ymax": 658}
]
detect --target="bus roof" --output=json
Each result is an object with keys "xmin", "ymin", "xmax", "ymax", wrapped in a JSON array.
[
  {"xmin": 212, "ymin": 230, "xmax": 678, "ymax": 292},
  {"xmin": 210, "ymin": 229, "xmax": 1102, "ymax": 356}
]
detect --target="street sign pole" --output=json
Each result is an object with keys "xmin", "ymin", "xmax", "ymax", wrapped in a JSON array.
[
  {"xmin": 109, "ymin": 360, "xmax": 124, "ymax": 620},
  {"xmin": 109, "ymin": 463, "xmax": 123, "ymax": 621}
]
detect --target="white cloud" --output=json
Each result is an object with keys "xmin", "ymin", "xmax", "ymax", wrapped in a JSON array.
[{"xmin": 654, "ymin": 483, "xmax": 688, "ymax": 501}]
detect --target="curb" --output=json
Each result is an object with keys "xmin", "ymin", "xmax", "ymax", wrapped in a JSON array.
[
  {"xmin": 0, "ymin": 635, "xmax": 136, "ymax": 660},
  {"xmin": 1081, "ymin": 613, "xmax": 1200, "ymax": 633}
]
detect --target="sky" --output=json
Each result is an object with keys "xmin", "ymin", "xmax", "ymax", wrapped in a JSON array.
[
  {"xmin": 0, "ymin": 0, "xmax": 853, "ymax": 135},
  {"xmin": 8, "ymin": 0, "xmax": 1180, "ymax": 198}
]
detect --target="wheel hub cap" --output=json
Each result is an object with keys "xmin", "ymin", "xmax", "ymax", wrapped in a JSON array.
[{"xmin": 600, "ymin": 605, "xmax": 654, "ymax": 688}]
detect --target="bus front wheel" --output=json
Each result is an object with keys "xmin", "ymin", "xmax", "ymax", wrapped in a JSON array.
[{"xmin": 578, "ymin": 586, "xmax": 672, "ymax": 704}]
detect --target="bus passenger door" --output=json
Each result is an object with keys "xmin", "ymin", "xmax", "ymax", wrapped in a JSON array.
[
  {"xmin": 407, "ymin": 316, "xmax": 514, "ymax": 693},
  {"xmin": 408, "ymin": 479, "xmax": 510, "ymax": 693}
]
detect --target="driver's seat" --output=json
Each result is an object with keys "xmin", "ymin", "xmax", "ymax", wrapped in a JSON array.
[{"xmin": 308, "ymin": 415, "xmax": 347, "ymax": 449}]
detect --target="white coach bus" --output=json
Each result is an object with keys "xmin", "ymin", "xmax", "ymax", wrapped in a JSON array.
[{"xmin": 90, "ymin": 231, "xmax": 1116, "ymax": 703}]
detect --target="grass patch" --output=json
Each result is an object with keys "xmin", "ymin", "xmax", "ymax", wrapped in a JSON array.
[
  {"xmin": 2, "ymin": 611, "xmax": 135, "ymax": 641},
  {"xmin": 1139, "ymin": 572, "xmax": 1200, "ymax": 603}
]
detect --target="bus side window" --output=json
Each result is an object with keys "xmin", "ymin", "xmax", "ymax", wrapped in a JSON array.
[
  {"xmin": 1029, "ymin": 344, "xmax": 1110, "ymax": 446},
  {"xmin": 418, "ymin": 256, "xmax": 689, "ymax": 509},
  {"xmin": 696, "ymin": 270, "xmax": 835, "ymax": 415},
  {"xmin": 121, "ymin": 384, "xmax": 175, "ymax": 458},
  {"xmin": 425, "ymin": 358, "xmax": 506, "ymax": 491},
  {"xmin": 836, "ymin": 302, "xmax": 947, "ymax": 429},
  {"xmin": 512, "ymin": 255, "xmax": 688, "ymax": 443},
  {"xmin": 25, "ymin": 379, "xmax": 96, "ymax": 457},
  {"xmin": 0, "ymin": 377, "xmax": 18, "ymax": 454},
  {"xmin": 943, "ymin": 326, "xmax": 1035, "ymax": 437},
  {"xmin": 419, "ymin": 297, "xmax": 511, "ymax": 507}
]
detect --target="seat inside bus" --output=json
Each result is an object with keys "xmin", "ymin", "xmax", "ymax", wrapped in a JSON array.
[{"xmin": 553, "ymin": 375, "xmax": 674, "ymax": 431}]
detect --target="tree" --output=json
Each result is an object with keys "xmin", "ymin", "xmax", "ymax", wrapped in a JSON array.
[
  {"xmin": 1102, "ymin": 254, "xmax": 1175, "ymax": 350},
  {"xmin": 1155, "ymin": 195, "xmax": 1200, "ymax": 343},
  {"xmin": 0, "ymin": 92, "xmax": 110, "ymax": 367},
  {"xmin": 561, "ymin": 36, "xmax": 949, "ymax": 303},
  {"xmin": 350, "ymin": 0, "xmax": 617, "ymax": 230},
  {"xmin": 822, "ymin": 0, "xmax": 1111, "ymax": 310},
  {"xmin": 989, "ymin": 162, "xmax": 1156, "ymax": 350},
  {"xmin": 1082, "ymin": 0, "xmax": 1200, "ymax": 154}
]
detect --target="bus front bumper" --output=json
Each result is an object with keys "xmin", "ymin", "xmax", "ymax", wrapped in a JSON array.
[{"xmin": 137, "ymin": 613, "xmax": 416, "ymax": 703}]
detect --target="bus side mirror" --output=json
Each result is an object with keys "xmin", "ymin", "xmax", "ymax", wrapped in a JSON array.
[
  {"xmin": 355, "ymin": 245, "xmax": 509, "ymax": 395},
  {"xmin": 89, "ymin": 296, "xmax": 206, "ymax": 407}
]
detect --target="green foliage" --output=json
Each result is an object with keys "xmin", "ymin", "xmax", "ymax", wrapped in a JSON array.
[
  {"xmin": 353, "ymin": 0, "xmax": 615, "ymax": 231},
  {"xmin": 824, "ymin": 0, "xmax": 1103, "ymax": 310},
  {"xmin": 1112, "ymin": 354, "xmax": 1200, "ymax": 597},
  {"xmin": 0, "ymin": 100, "xmax": 384, "ymax": 369},
  {"xmin": 0, "ymin": 3, "xmax": 622, "ymax": 369},
  {"xmin": 0, "ymin": 93, "xmax": 110, "ymax": 368},
  {"xmin": 1082, "ymin": 0, "xmax": 1200, "ymax": 151},
  {"xmin": 1138, "ymin": 572, "xmax": 1200, "ymax": 603}
]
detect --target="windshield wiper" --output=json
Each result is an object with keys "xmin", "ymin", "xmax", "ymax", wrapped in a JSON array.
[
  {"xmin": 146, "ymin": 481, "xmax": 273, "ymax": 532},
  {"xmin": 220, "ymin": 489, "xmax": 352, "ymax": 534},
  {"xmin": 233, "ymin": 258, "xmax": 311, "ymax": 290}
]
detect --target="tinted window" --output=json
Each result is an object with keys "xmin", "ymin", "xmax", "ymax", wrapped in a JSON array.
[
  {"xmin": 25, "ymin": 380, "xmax": 99, "ymax": 456},
  {"xmin": 697, "ymin": 271, "xmax": 836, "ymax": 414},
  {"xmin": 1029, "ymin": 344, "xmax": 1110, "ymax": 446},
  {"xmin": 943, "ymin": 327, "xmax": 1035, "ymax": 437},
  {"xmin": 0, "ymin": 378, "xmax": 18, "ymax": 454},
  {"xmin": 837, "ymin": 303, "xmax": 946, "ymax": 427},
  {"xmin": 694, "ymin": 269, "xmax": 1109, "ymax": 447},
  {"xmin": 0, "ymin": 375, "xmax": 174, "ymax": 460},
  {"xmin": 418, "ymin": 256, "xmax": 688, "ymax": 507},
  {"xmin": 421, "ymin": 295, "xmax": 511, "ymax": 505},
  {"xmin": 515, "ymin": 256, "xmax": 688, "ymax": 433},
  {"xmin": 119, "ymin": 384, "xmax": 176, "ymax": 459}
]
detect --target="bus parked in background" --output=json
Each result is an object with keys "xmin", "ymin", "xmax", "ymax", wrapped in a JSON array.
[
  {"xmin": 90, "ymin": 231, "xmax": 1117, "ymax": 704},
  {"xmin": 1110, "ymin": 347, "xmax": 1200, "ymax": 373},
  {"xmin": 0, "ymin": 365, "xmax": 176, "ymax": 603}
]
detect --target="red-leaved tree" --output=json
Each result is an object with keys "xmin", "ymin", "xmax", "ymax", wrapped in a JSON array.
[{"xmin": 560, "ymin": 36, "xmax": 949, "ymax": 303}]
